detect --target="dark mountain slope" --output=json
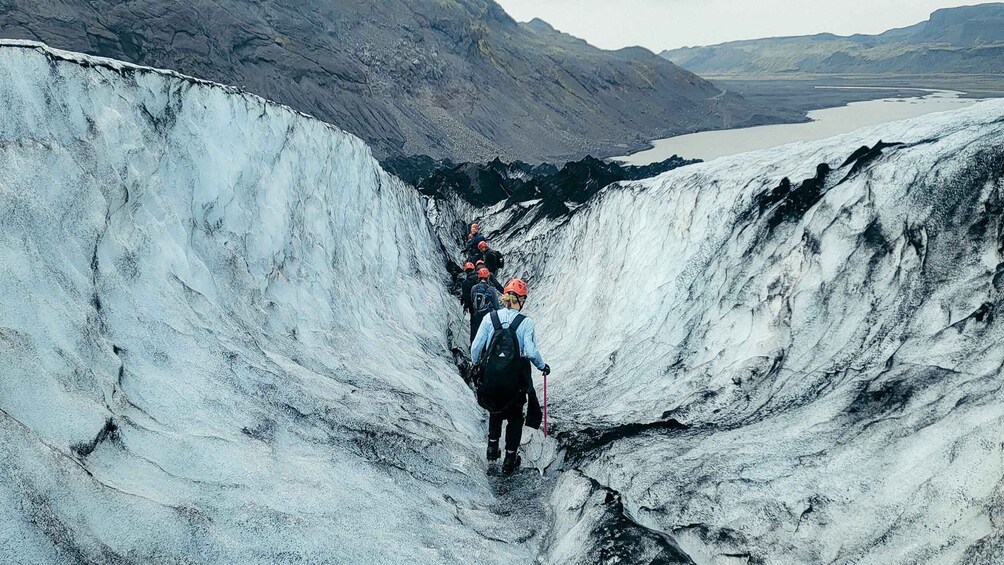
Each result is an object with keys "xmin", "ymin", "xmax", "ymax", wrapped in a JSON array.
[
  {"xmin": 0, "ymin": 0, "xmax": 793, "ymax": 162},
  {"xmin": 662, "ymin": 3, "xmax": 1004, "ymax": 77}
]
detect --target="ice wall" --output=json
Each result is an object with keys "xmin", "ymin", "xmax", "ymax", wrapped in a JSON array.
[
  {"xmin": 0, "ymin": 41, "xmax": 533, "ymax": 564},
  {"xmin": 488, "ymin": 101, "xmax": 1004, "ymax": 563}
]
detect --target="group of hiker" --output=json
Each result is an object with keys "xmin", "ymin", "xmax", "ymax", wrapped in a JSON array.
[{"xmin": 457, "ymin": 222, "xmax": 550, "ymax": 476}]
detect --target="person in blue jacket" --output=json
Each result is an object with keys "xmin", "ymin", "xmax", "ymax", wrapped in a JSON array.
[{"xmin": 471, "ymin": 278, "xmax": 551, "ymax": 475}]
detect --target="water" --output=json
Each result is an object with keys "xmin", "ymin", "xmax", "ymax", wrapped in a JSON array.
[{"xmin": 614, "ymin": 89, "xmax": 983, "ymax": 164}]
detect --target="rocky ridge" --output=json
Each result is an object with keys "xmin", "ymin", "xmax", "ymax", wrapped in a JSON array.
[{"xmin": 0, "ymin": 0, "xmax": 795, "ymax": 162}]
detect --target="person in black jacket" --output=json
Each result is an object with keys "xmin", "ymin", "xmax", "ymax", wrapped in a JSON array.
[
  {"xmin": 466, "ymin": 233, "xmax": 486, "ymax": 261},
  {"xmin": 478, "ymin": 241, "xmax": 504, "ymax": 276},
  {"xmin": 460, "ymin": 262, "xmax": 477, "ymax": 313},
  {"xmin": 475, "ymin": 260, "xmax": 504, "ymax": 293},
  {"xmin": 469, "ymin": 268, "xmax": 501, "ymax": 345}
]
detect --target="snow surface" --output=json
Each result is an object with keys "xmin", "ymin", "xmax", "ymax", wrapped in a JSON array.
[
  {"xmin": 0, "ymin": 41, "xmax": 544, "ymax": 564},
  {"xmin": 4, "ymin": 39, "xmax": 1004, "ymax": 565}
]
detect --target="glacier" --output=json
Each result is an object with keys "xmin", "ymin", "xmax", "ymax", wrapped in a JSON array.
[
  {"xmin": 0, "ymin": 41, "xmax": 545, "ymax": 564},
  {"xmin": 474, "ymin": 100, "xmax": 1004, "ymax": 563},
  {"xmin": 2, "ymin": 39, "xmax": 1004, "ymax": 565}
]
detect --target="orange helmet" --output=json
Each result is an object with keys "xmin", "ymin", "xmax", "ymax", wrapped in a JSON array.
[
  {"xmin": 477, "ymin": 267, "xmax": 490, "ymax": 279},
  {"xmin": 478, "ymin": 241, "xmax": 488, "ymax": 251},
  {"xmin": 504, "ymin": 278, "xmax": 528, "ymax": 297},
  {"xmin": 471, "ymin": 223, "xmax": 479, "ymax": 233},
  {"xmin": 464, "ymin": 262, "xmax": 474, "ymax": 271},
  {"xmin": 476, "ymin": 259, "xmax": 485, "ymax": 267}
]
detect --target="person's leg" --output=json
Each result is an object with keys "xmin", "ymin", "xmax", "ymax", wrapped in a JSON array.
[
  {"xmin": 488, "ymin": 411, "xmax": 503, "ymax": 443},
  {"xmin": 502, "ymin": 400, "xmax": 525, "ymax": 453},
  {"xmin": 487, "ymin": 410, "xmax": 503, "ymax": 461},
  {"xmin": 470, "ymin": 314, "xmax": 480, "ymax": 346}
]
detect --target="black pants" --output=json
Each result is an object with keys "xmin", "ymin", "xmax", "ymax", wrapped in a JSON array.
[
  {"xmin": 488, "ymin": 399, "xmax": 525, "ymax": 452},
  {"xmin": 470, "ymin": 311, "xmax": 487, "ymax": 345}
]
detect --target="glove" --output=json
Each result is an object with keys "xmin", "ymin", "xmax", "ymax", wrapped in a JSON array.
[{"xmin": 541, "ymin": 364, "xmax": 551, "ymax": 376}]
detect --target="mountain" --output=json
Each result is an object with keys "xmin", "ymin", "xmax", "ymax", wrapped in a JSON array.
[
  {"xmin": 0, "ymin": 0, "xmax": 791, "ymax": 163},
  {"xmin": 662, "ymin": 3, "xmax": 1004, "ymax": 77},
  {"xmin": 4, "ymin": 40, "xmax": 1004, "ymax": 564}
]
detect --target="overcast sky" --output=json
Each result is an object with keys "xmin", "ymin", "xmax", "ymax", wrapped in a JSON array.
[{"xmin": 494, "ymin": 0, "xmax": 998, "ymax": 51}]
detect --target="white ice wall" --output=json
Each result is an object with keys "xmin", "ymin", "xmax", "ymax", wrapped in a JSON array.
[
  {"xmin": 0, "ymin": 41, "xmax": 530, "ymax": 564},
  {"xmin": 490, "ymin": 101, "xmax": 1004, "ymax": 563}
]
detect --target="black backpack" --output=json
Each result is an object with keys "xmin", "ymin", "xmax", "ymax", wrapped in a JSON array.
[
  {"xmin": 471, "ymin": 283, "xmax": 496, "ymax": 314},
  {"xmin": 476, "ymin": 311, "xmax": 526, "ymax": 413}
]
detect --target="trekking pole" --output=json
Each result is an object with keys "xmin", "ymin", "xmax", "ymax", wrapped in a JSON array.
[{"xmin": 543, "ymin": 372, "xmax": 548, "ymax": 438}]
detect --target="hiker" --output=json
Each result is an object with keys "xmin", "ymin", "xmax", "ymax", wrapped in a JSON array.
[
  {"xmin": 466, "ymin": 224, "xmax": 487, "ymax": 260},
  {"xmin": 471, "ymin": 278, "xmax": 550, "ymax": 475},
  {"xmin": 466, "ymin": 236, "xmax": 487, "ymax": 261},
  {"xmin": 460, "ymin": 262, "xmax": 477, "ymax": 313},
  {"xmin": 478, "ymin": 241, "xmax": 504, "ymax": 275},
  {"xmin": 469, "ymin": 268, "xmax": 501, "ymax": 345},
  {"xmin": 475, "ymin": 259, "xmax": 504, "ymax": 293}
]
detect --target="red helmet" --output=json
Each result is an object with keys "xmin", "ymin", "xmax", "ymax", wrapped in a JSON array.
[
  {"xmin": 471, "ymin": 223, "xmax": 479, "ymax": 233},
  {"xmin": 464, "ymin": 262, "xmax": 474, "ymax": 271},
  {"xmin": 467, "ymin": 233, "xmax": 473, "ymax": 240},
  {"xmin": 477, "ymin": 267, "xmax": 490, "ymax": 279},
  {"xmin": 475, "ymin": 259, "xmax": 485, "ymax": 267},
  {"xmin": 504, "ymin": 278, "xmax": 528, "ymax": 297},
  {"xmin": 478, "ymin": 241, "xmax": 488, "ymax": 251}
]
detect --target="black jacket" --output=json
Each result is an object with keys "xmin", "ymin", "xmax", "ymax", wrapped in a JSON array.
[
  {"xmin": 483, "ymin": 249, "xmax": 504, "ymax": 277},
  {"xmin": 487, "ymin": 273, "xmax": 504, "ymax": 293},
  {"xmin": 465, "ymin": 234, "xmax": 486, "ymax": 258},
  {"xmin": 460, "ymin": 272, "xmax": 478, "ymax": 312}
]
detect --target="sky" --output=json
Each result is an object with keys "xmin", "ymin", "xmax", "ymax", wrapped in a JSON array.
[{"xmin": 494, "ymin": 0, "xmax": 999, "ymax": 51}]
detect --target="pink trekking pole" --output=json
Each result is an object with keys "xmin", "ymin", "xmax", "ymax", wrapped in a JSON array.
[{"xmin": 543, "ymin": 372, "xmax": 548, "ymax": 437}]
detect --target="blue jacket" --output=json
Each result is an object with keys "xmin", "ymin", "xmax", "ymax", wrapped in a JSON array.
[{"xmin": 471, "ymin": 308, "xmax": 546, "ymax": 371}]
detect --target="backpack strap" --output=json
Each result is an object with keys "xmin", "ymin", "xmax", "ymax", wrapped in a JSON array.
[
  {"xmin": 508, "ymin": 314, "xmax": 526, "ymax": 357},
  {"xmin": 490, "ymin": 310, "xmax": 502, "ymax": 331},
  {"xmin": 508, "ymin": 313, "xmax": 526, "ymax": 333}
]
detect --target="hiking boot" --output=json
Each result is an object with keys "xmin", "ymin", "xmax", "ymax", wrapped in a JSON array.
[
  {"xmin": 502, "ymin": 450, "xmax": 521, "ymax": 475},
  {"xmin": 486, "ymin": 440, "xmax": 501, "ymax": 461}
]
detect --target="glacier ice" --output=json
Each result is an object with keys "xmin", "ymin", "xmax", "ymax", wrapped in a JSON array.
[
  {"xmin": 475, "ymin": 99, "xmax": 1004, "ymax": 563},
  {"xmin": 3, "ymin": 38, "xmax": 1004, "ymax": 565},
  {"xmin": 0, "ymin": 41, "xmax": 545, "ymax": 564}
]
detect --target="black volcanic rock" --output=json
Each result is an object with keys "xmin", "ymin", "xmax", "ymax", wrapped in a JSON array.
[
  {"xmin": 0, "ymin": 0, "xmax": 795, "ymax": 162},
  {"xmin": 414, "ymin": 154, "xmax": 700, "ymax": 215},
  {"xmin": 418, "ymin": 161, "xmax": 516, "ymax": 207},
  {"xmin": 382, "ymin": 155, "xmax": 458, "ymax": 187}
]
